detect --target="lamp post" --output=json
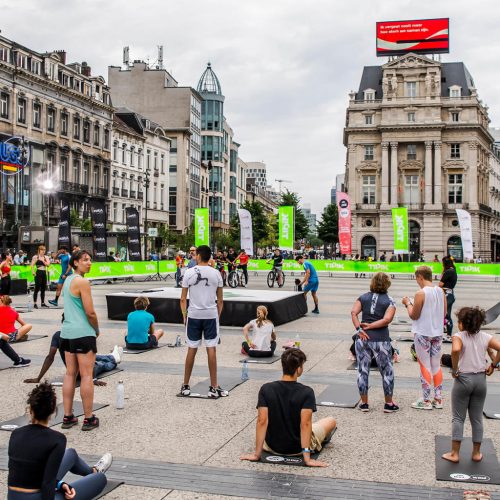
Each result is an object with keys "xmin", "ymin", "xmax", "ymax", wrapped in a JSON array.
[{"xmin": 143, "ymin": 167, "xmax": 151, "ymax": 260}]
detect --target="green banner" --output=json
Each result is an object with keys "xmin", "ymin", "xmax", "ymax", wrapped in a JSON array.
[
  {"xmin": 194, "ymin": 208, "xmax": 210, "ymax": 247},
  {"xmin": 392, "ymin": 207, "xmax": 409, "ymax": 254},
  {"xmin": 279, "ymin": 206, "xmax": 295, "ymax": 250}
]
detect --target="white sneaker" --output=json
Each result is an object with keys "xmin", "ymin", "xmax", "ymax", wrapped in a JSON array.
[
  {"xmin": 111, "ymin": 345, "xmax": 123, "ymax": 364},
  {"xmin": 411, "ymin": 399, "xmax": 433, "ymax": 410},
  {"xmin": 432, "ymin": 399, "xmax": 444, "ymax": 409},
  {"xmin": 93, "ymin": 452, "xmax": 113, "ymax": 473}
]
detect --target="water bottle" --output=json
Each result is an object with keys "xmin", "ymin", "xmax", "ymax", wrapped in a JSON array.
[
  {"xmin": 116, "ymin": 380, "xmax": 124, "ymax": 409},
  {"xmin": 175, "ymin": 335, "xmax": 181, "ymax": 347},
  {"xmin": 27, "ymin": 296, "xmax": 33, "ymax": 312},
  {"xmin": 294, "ymin": 334, "xmax": 301, "ymax": 349},
  {"xmin": 241, "ymin": 360, "xmax": 249, "ymax": 381}
]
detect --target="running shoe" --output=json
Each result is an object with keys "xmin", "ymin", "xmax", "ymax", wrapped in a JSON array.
[
  {"xmin": 384, "ymin": 402, "xmax": 400, "ymax": 413},
  {"xmin": 12, "ymin": 357, "xmax": 31, "ymax": 368},
  {"xmin": 180, "ymin": 384, "xmax": 191, "ymax": 396},
  {"xmin": 111, "ymin": 345, "xmax": 123, "ymax": 364},
  {"xmin": 61, "ymin": 414, "xmax": 79, "ymax": 429},
  {"xmin": 410, "ymin": 344, "xmax": 417, "ymax": 362},
  {"xmin": 432, "ymin": 399, "xmax": 444, "ymax": 409},
  {"xmin": 33, "ymin": 304, "xmax": 38, "ymax": 309},
  {"xmin": 208, "ymin": 386, "xmax": 229, "ymax": 398},
  {"xmin": 48, "ymin": 300, "xmax": 58, "ymax": 307},
  {"xmin": 411, "ymin": 399, "xmax": 433, "ymax": 410},
  {"xmin": 93, "ymin": 453, "xmax": 113, "ymax": 473},
  {"xmin": 82, "ymin": 415, "xmax": 99, "ymax": 431},
  {"xmin": 442, "ymin": 336, "xmax": 453, "ymax": 344},
  {"xmin": 312, "ymin": 308, "xmax": 320, "ymax": 314},
  {"xmin": 358, "ymin": 403, "xmax": 370, "ymax": 412},
  {"xmin": 41, "ymin": 303, "xmax": 49, "ymax": 308}
]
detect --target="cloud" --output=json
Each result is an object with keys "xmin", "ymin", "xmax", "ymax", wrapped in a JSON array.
[{"xmin": 4, "ymin": 0, "xmax": 500, "ymax": 215}]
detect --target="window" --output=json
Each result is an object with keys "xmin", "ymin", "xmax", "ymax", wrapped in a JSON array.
[
  {"xmin": 362, "ymin": 175, "xmax": 376, "ymax": 204},
  {"xmin": 61, "ymin": 112, "xmax": 68, "ymax": 136},
  {"xmin": 32, "ymin": 102, "xmax": 41, "ymax": 128},
  {"xmin": 154, "ymin": 151, "xmax": 158, "ymax": 170},
  {"xmin": 47, "ymin": 108, "xmax": 55, "ymax": 132},
  {"xmin": 404, "ymin": 175, "xmax": 420, "ymax": 205},
  {"xmin": 103, "ymin": 129, "xmax": 110, "ymax": 150},
  {"xmin": 83, "ymin": 162, "xmax": 89, "ymax": 185},
  {"xmin": 408, "ymin": 112, "xmax": 416, "ymax": 122},
  {"xmin": 130, "ymin": 147, "xmax": 135, "ymax": 167},
  {"xmin": 83, "ymin": 120, "xmax": 90, "ymax": 143},
  {"xmin": 0, "ymin": 46, "xmax": 9, "ymax": 62},
  {"xmin": 450, "ymin": 87, "xmax": 461, "ymax": 98},
  {"xmin": 72, "ymin": 159, "xmax": 80, "ymax": 183},
  {"xmin": 16, "ymin": 53, "xmax": 28, "ymax": 69},
  {"xmin": 365, "ymin": 114, "xmax": 373, "ymax": 125},
  {"xmin": 60, "ymin": 157, "xmax": 68, "ymax": 182},
  {"xmin": 17, "ymin": 97, "xmax": 26, "ymax": 124},
  {"xmin": 93, "ymin": 124, "xmax": 100, "ymax": 146},
  {"xmin": 73, "ymin": 117, "xmax": 80, "ymax": 139},
  {"xmin": 407, "ymin": 144, "xmax": 417, "ymax": 160},
  {"xmin": 0, "ymin": 93, "xmax": 8, "ymax": 119},
  {"xmin": 451, "ymin": 143, "xmax": 461, "ymax": 159},
  {"xmin": 451, "ymin": 112, "xmax": 459, "ymax": 122},
  {"xmin": 406, "ymin": 82, "xmax": 417, "ymax": 98},
  {"xmin": 448, "ymin": 174, "xmax": 463, "ymax": 204},
  {"xmin": 31, "ymin": 59, "xmax": 41, "ymax": 75},
  {"xmin": 122, "ymin": 144, "xmax": 126, "ymax": 164},
  {"xmin": 146, "ymin": 149, "xmax": 151, "ymax": 169},
  {"xmin": 160, "ymin": 154, "xmax": 165, "ymax": 174},
  {"xmin": 113, "ymin": 202, "xmax": 118, "ymax": 222},
  {"xmin": 364, "ymin": 145, "xmax": 374, "ymax": 161},
  {"xmin": 364, "ymin": 89, "xmax": 375, "ymax": 101}
]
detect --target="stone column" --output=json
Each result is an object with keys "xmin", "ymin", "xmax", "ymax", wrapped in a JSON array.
[
  {"xmin": 381, "ymin": 142, "xmax": 389, "ymax": 208},
  {"xmin": 424, "ymin": 141, "xmax": 433, "ymax": 207},
  {"xmin": 468, "ymin": 142, "xmax": 479, "ymax": 210},
  {"xmin": 390, "ymin": 142, "xmax": 398, "ymax": 205},
  {"xmin": 434, "ymin": 141, "xmax": 442, "ymax": 206}
]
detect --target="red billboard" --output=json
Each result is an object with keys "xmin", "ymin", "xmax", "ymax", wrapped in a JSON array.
[
  {"xmin": 376, "ymin": 18, "xmax": 449, "ymax": 57},
  {"xmin": 337, "ymin": 192, "xmax": 352, "ymax": 256}
]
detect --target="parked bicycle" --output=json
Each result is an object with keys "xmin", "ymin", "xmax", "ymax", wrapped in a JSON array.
[{"xmin": 267, "ymin": 267, "xmax": 285, "ymax": 288}]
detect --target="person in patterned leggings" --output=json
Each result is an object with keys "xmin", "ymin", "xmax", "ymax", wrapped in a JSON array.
[{"xmin": 350, "ymin": 272, "xmax": 399, "ymax": 413}]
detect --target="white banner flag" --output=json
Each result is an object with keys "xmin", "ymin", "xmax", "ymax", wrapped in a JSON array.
[
  {"xmin": 455, "ymin": 209, "xmax": 474, "ymax": 261},
  {"xmin": 238, "ymin": 209, "xmax": 253, "ymax": 256}
]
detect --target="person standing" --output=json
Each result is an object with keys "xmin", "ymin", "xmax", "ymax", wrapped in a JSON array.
[
  {"xmin": 296, "ymin": 255, "xmax": 319, "ymax": 314},
  {"xmin": 187, "ymin": 246, "xmax": 197, "ymax": 269},
  {"xmin": 175, "ymin": 251, "xmax": 185, "ymax": 288},
  {"xmin": 180, "ymin": 245, "xmax": 227, "ymax": 398},
  {"xmin": 235, "ymin": 249, "xmax": 249, "ymax": 286},
  {"xmin": 1, "ymin": 251, "xmax": 13, "ymax": 296},
  {"xmin": 439, "ymin": 256, "xmax": 458, "ymax": 340},
  {"xmin": 31, "ymin": 245, "xmax": 51, "ymax": 309},
  {"xmin": 48, "ymin": 246, "xmax": 72, "ymax": 307},
  {"xmin": 442, "ymin": 307, "xmax": 500, "ymax": 464},
  {"xmin": 402, "ymin": 266, "xmax": 446, "ymax": 410},
  {"xmin": 60, "ymin": 250, "xmax": 100, "ymax": 431}
]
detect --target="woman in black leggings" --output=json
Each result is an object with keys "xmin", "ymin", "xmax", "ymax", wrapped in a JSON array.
[
  {"xmin": 1, "ymin": 251, "xmax": 13, "ymax": 295},
  {"xmin": 31, "ymin": 245, "xmax": 50, "ymax": 309}
]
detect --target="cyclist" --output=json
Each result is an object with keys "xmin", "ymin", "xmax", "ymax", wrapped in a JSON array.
[
  {"xmin": 215, "ymin": 250, "xmax": 227, "ymax": 286},
  {"xmin": 226, "ymin": 247, "xmax": 238, "ymax": 273},
  {"xmin": 235, "ymin": 249, "xmax": 249, "ymax": 287},
  {"xmin": 267, "ymin": 249, "xmax": 284, "ymax": 286}
]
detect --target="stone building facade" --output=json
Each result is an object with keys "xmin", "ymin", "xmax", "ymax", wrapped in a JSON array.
[{"xmin": 344, "ymin": 53, "xmax": 496, "ymax": 261}]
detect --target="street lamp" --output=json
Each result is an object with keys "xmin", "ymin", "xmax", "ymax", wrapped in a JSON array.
[{"xmin": 143, "ymin": 167, "xmax": 151, "ymax": 260}]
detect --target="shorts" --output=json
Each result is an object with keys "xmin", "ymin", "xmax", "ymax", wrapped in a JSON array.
[
  {"xmin": 60, "ymin": 336, "xmax": 97, "ymax": 354},
  {"xmin": 7, "ymin": 330, "xmax": 18, "ymax": 343},
  {"xmin": 57, "ymin": 275, "xmax": 66, "ymax": 285},
  {"xmin": 186, "ymin": 317, "xmax": 219, "ymax": 348},
  {"xmin": 125, "ymin": 334, "xmax": 158, "ymax": 350},
  {"xmin": 303, "ymin": 280, "xmax": 319, "ymax": 293},
  {"xmin": 263, "ymin": 421, "xmax": 326, "ymax": 455}
]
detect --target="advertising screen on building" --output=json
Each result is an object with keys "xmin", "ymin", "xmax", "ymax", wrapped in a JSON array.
[{"xmin": 376, "ymin": 18, "xmax": 449, "ymax": 57}]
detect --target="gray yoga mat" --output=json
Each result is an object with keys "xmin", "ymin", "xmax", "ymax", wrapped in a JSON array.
[
  {"xmin": 0, "ymin": 358, "xmax": 14, "ymax": 370},
  {"xmin": 12, "ymin": 334, "xmax": 48, "ymax": 343},
  {"xmin": 123, "ymin": 344, "xmax": 167, "ymax": 354},
  {"xmin": 316, "ymin": 384, "xmax": 360, "ymax": 408},
  {"xmin": 63, "ymin": 476, "xmax": 123, "ymax": 499},
  {"xmin": 0, "ymin": 401, "xmax": 108, "ymax": 431},
  {"xmin": 177, "ymin": 374, "xmax": 248, "ymax": 399},
  {"xmin": 485, "ymin": 301, "xmax": 500, "ymax": 325},
  {"xmin": 51, "ymin": 368, "xmax": 124, "ymax": 386},
  {"xmin": 239, "ymin": 356, "xmax": 280, "ymax": 364},
  {"xmin": 435, "ymin": 435, "xmax": 500, "ymax": 484},
  {"xmin": 347, "ymin": 361, "xmax": 376, "ymax": 371},
  {"xmin": 484, "ymin": 394, "xmax": 500, "ymax": 419}
]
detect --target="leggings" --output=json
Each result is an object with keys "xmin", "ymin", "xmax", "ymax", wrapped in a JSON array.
[
  {"xmin": 1, "ymin": 274, "xmax": 11, "ymax": 295},
  {"xmin": 414, "ymin": 334, "xmax": 443, "ymax": 401},
  {"xmin": 238, "ymin": 265, "xmax": 248, "ymax": 284},
  {"xmin": 7, "ymin": 448, "xmax": 107, "ymax": 500},
  {"xmin": 355, "ymin": 338, "xmax": 394, "ymax": 397},
  {"xmin": 33, "ymin": 270, "xmax": 47, "ymax": 304},
  {"xmin": 0, "ymin": 339, "xmax": 21, "ymax": 364},
  {"xmin": 445, "ymin": 291, "xmax": 455, "ymax": 336},
  {"xmin": 452, "ymin": 372, "xmax": 487, "ymax": 443},
  {"xmin": 242, "ymin": 341, "xmax": 276, "ymax": 357}
]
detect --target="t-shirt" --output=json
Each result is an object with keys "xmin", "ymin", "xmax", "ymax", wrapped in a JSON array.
[
  {"xmin": 441, "ymin": 268, "xmax": 457, "ymax": 290},
  {"xmin": 272, "ymin": 255, "xmax": 283, "ymax": 267},
  {"xmin": 454, "ymin": 330, "xmax": 492, "ymax": 373},
  {"xmin": 0, "ymin": 306, "xmax": 18, "ymax": 334},
  {"xmin": 248, "ymin": 320, "xmax": 274, "ymax": 351},
  {"xmin": 182, "ymin": 265, "xmax": 223, "ymax": 319},
  {"xmin": 227, "ymin": 252, "xmax": 237, "ymax": 263},
  {"xmin": 303, "ymin": 261, "xmax": 318, "ymax": 282},
  {"xmin": 176, "ymin": 256, "xmax": 184, "ymax": 268},
  {"xmin": 358, "ymin": 292, "xmax": 395, "ymax": 342},
  {"xmin": 59, "ymin": 253, "xmax": 71, "ymax": 276},
  {"xmin": 257, "ymin": 381, "xmax": 316, "ymax": 455},
  {"xmin": 238, "ymin": 254, "xmax": 249, "ymax": 265},
  {"xmin": 126, "ymin": 310, "xmax": 155, "ymax": 344},
  {"xmin": 187, "ymin": 258, "xmax": 197, "ymax": 269}
]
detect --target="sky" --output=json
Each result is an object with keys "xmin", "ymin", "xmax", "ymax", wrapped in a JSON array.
[{"xmin": 3, "ymin": 0, "xmax": 500, "ymax": 216}]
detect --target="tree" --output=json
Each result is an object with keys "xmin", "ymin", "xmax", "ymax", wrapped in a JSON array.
[
  {"xmin": 317, "ymin": 203, "xmax": 339, "ymax": 255},
  {"xmin": 279, "ymin": 190, "xmax": 309, "ymax": 241}
]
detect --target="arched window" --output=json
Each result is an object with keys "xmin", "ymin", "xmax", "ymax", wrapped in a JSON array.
[
  {"xmin": 361, "ymin": 235, "xmax": 377, "ymax": 259},
  {"xmin": 447, "ymin": 235, "xmax": 463, "ymax": 262},
  {"xmin": 409, "ymin": 220, "xmax": 421, "ymax": 261}
]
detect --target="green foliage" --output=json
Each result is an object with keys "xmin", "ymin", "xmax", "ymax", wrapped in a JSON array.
[
  {"xmin": 317, "ymin": 203, "xmax": 339, "ymax": 245},
  {"xmin": 80, "ymin": 218, "xmax": 92, "ymax": 231},
  {"xmin": 279, "ymin": 189, "xmax": 309, "ymax": 241}
]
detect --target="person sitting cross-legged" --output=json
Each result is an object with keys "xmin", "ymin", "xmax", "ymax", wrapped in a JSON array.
[
  {"xmin": 125, "ymin": 297, "xmax": 164, "ymax": 350},
  {"xmin": 241, "ymin": 306, "xmax": 277, "ymax": 358},
  {"xmin": 240, "ymin": 348, "xmax": 336, "ymax": 467}
]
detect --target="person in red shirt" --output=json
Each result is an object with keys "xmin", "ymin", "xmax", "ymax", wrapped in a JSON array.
[
  {"xmin": 235, "ymin": 249, "xmax": 250, "ymax": 287},
  {"xmin": 0, "ymin": 251, "xmax": 13, "ymax": 296},
  {"xmin": 0, "ymin": 295, "xmax": 32, "ymax": 342}
]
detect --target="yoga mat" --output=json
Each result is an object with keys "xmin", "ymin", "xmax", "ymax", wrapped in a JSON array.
[
  {"xmin": 0, "ymin": 401, "xmax": 108, "ymax": 431},
  {"xmin": 123, "ymin": 344, "xmax": 167, "ymax": 354},
  {"xmin": 239, "ymin": 356, "xmax": 280, "ymax": 364},
  {"xmin": 485, "ymin": 301, "xmax": 500, "ymax": 325},
  {"xmin": 63, "ymin": 476, "xmax": 123, "ymax": 499},
  {"xmin": 435, "ymin": 436, "xmax": 500, "ymax": 484},
  {"xmin": 484, "ymin": 394, "xmax": 500, "ymax": 420},
  {"xmin": 346, "ymin": 361, "xmax": 376, "ymax": 371},
  {"xmin": 177, "ymin": 374, "xmax": 247, "ymax": 399},
  {"xmin": 51, "ymin": 368, "xmax": 124, "ymax": 387},
  {"xmin": 0, "ymin": 359, "xmax": 14, "ymax": 370},
  {"xmin": 12, "ymin": 334, "xmax": 48, "ymax": 343},
  {"xmin": 316, "ymin": 384, "xmax": 360, "ymax": 408},
  {"xmin": 396, "ymin": 335, "xmax": 414, "ymax": 342}
]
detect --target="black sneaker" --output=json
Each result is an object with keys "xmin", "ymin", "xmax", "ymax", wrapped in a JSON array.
[
  {"xmin": 208, "ymin": 386, "xmax": 229, "ymax": 398},
  {"xmin": 180, "ymin": 384, "xmax": 191, "ymax": 396},
  {"xmin": 33, "ymin": 304, "xmax": 38, "ymax": 309},
  {"xmin": 48, "ymin": 300, "xmax": 58, "ymax": 307},
  {"xmin": 358, "ymin": 403, "xmax": 370, "ymax": 412},
  {"xmin": 384, "ymin": 402, "xmax": 400, "ymax": 413},
  {"xmin": 312, "ymin": 308, "xmax": 320, "ymax": 314},
  {"xmin": 41, "ymin": 303, "xmax": 49, "ymax": 308},
  {"xmin": 82, "ymin": 415, "xmax": 99, "ymax": 431},
  {"xmin": 61, "ymin": 414, "xmax": 79, "ymax": 429},
  {"xmin": 12, "ymin": 357, "xmax": 31, "ymax": 368}
]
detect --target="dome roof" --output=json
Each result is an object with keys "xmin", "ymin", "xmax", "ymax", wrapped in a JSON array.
[{"xmin": 197, "ymin": 62, "xmax": 222, "ymax": 95}]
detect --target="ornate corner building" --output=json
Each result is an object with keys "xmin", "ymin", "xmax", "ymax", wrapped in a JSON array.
[{"xmin": 343, "ymin": 53, "xmax": 498, "ymax": 261}]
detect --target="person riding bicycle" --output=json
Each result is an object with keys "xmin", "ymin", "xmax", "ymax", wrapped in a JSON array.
[
  {"xmin": 235, "ymin": 249, "xmax": 249, "ymax": 287},
  {"xmin": 267, "ymin": 249, "xmax": 284, "ymax": 286},
  {"xmin": 215, "ymin": 250, "xmax": 227, "ymax": 286}
]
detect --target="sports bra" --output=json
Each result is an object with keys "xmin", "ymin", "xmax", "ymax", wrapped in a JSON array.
[{"xmin": 0, "ymin": 263, "xmax": 11, "ymax": 275}]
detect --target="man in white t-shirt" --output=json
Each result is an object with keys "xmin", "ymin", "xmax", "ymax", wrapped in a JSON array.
[{"xmin": 180, "ymin": 245, "xmax": 227, "ymax": 398}]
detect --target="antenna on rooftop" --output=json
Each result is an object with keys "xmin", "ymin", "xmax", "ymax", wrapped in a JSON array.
[
  {"xmin": 123, "ymin": 46, "xmax": 129, "ymax": 67},
  {"xmin": 158, "ymin": 45, "xmax": 163, "ymax": 70}
]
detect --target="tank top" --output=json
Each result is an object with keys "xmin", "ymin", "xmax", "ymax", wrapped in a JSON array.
[
  {"xmin": 411, "ymin": 286, "xmax": 444, "ymax": 338},
  {"xmin": 60, "ymin": 274, "xmax": 96, "ymax": 339},
  {"xmin": 454, "ymin": 330, "xmax": 492, "ymax": 373},
  {"xmin": 0, "ymin": 262, "xmax": 11, "ymax": 276}
]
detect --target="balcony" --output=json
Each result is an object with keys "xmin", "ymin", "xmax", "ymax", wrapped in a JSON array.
[
  {"xmin": 90, "ymin": 187, "xmax": 109, "ymax": 198},
  {"xmin": 121, "ymin": 188, "xmax": 128, "ymax": 197},
  {"xmin": 130, "ymin": 190, "xmax": 136, "ymax": 198},
  {"xmin": 60, "ymin": 181, "xmax": 89, "ymax": 195},
  {"xmin": 113, "ymin": 187, "xmax": 120, "ymax": 196}
]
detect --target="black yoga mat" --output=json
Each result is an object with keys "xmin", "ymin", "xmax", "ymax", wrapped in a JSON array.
[
  {"xmin": 51, "ymin": 368, "xmax": 124, "ymax": 386},
  {"xmin": 177, "ymin": 374, "xmax": 247, "ymax": 399},
  {"xmin": 123, "ymin": 344, "xmax": 167, "ymax": 354},
  {"xmin": 347, "ymin": 361, "xmax": 376, "ymax": 371},
  {"xmin": 316, "ymin": 384, "xmax": 360, "ymax": 408},
  {"xmin": 239, "ymin": 356, "xmax": 280, "ymax": 364},
  {"xmin": 483, "ymin": 394, "xmax": 500, "ymax": 419},
  {"xmin": 435, "ymin": 435, "xmax": 500, "ymax": 484},
  {"xmin": 12, "ymin": 334, "xmax": 48, "ymax": 343},
  {"xmin": 396, "ymin": 335, "xmax": 414, "ymax": 342}
]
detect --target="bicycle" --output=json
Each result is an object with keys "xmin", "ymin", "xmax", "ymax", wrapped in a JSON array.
[
  {"xmin": 228, "ymin": 267, "xmax": 245, "ymax": 288},
  {"xmin": 267, "ymin": 267, "xmax": 285, "ymax": 288}
]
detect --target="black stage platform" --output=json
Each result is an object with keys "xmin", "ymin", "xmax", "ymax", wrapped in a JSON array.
[{"xmin": 106, "ymin": 288, "xmax": 307, "ymax": 327}]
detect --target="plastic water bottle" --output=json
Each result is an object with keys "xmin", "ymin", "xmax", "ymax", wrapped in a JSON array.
[
  {"xmin": 294, "ymin": 334, "xmax": 301, "ymax": 349},
  {"xmin": 27, "ymin": 296, "xmax": 33, "ymax": 312},
  {"xmin": 116, "ymin": 380, "xmax": 124, "ymax": 409},
  {"xmin": 175, "ymin": 335, "xmax": 181, "ymax": 347},
  {"xmin": 241, "ymin": 360, "xmax": 249, "ymax": 381}
]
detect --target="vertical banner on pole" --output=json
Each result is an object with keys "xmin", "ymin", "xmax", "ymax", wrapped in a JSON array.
[
  {"xmin": 391, "ymin": 207, "xmax": 409, "ymax": 254},
  {"xmin": 455, "ymin": 208, "xmax": 474, "ymax": 261},
  {"xmin": 237, "ymin": 209, "xmax": 253, "ymax": 256},
  {"xmin": 89, "ymin": 200, "xmax": 107, "ymax": 262},
  {"xmin": 279, "ymin": 206, "xmax": 295, "ymax": 250},
  {"xmin": 125, "ymin": 207, "xmax": 142, "ymax": 261},
  {"xmin": 57, "ymin": 200, "xmax": 72, "ymax": 250},
  {"xmin": 337, "ymin": 192, "xmax": 352, "ymax": 255},
  {"xmin": 195, "ymin": 208, "xmax": 210, "ymax": 247}
]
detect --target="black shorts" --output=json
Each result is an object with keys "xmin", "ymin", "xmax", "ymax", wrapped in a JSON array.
[{"xmin": 60, "ymin": 336, "xmax": 97, "ymax": 354}]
